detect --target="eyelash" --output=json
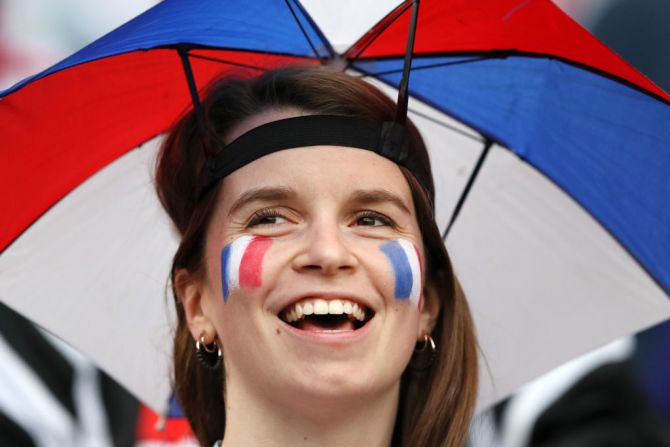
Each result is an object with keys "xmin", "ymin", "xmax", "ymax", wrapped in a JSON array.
[
  {"xmin": 246, "ymin": 208, "xmax": 396, "ymax": 228},
  {"xmin": 355, "ymin": 210, "xmax": 395, "ymax": 228},
  {"xmin": 247, "ymin": 208, "xmax": 288, "ymax": 227}
]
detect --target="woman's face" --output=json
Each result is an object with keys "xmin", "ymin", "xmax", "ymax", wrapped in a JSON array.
[{"xmin": 181, "ymin": 110, "xmax": 438, "ymax": 411}]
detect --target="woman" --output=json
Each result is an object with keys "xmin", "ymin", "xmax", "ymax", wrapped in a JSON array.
[{"xmin": 155, "ymin": 67, "xmax": 478, "ymax": 446}]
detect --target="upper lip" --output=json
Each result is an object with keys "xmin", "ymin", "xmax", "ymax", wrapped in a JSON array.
[{"xmin": 274, "ymin": 292, "xmax": 375, "ymax": 315}]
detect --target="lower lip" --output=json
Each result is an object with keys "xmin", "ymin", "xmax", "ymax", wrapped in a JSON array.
[{"xmin": 278, "ymin": 316, "xmax": 374, "ymax": 345}]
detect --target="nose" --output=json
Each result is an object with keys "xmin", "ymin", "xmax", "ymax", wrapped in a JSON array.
[{"xmin": 292, "ymin": 220, "xmax": 358, "ymax": 275}]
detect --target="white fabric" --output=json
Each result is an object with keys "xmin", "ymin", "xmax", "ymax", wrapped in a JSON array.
[
  {"xmin": 0, "ymin": 331, "xmax": 113, "ymax": 446},
  {"xmin": 0, "ymin": 138, "xmax": 177, "ymax": 412},
  {"xmin": 47, "ymin": 331, "xmax": 113, "ymax": 447},
  {"xmin": 302, "ymin": 0, "xmax": 400, "ymax": 52},
  {"xmin": 442, "ymin": 143, "xmax": 669, "ymax": 411},
  {"xmin": 0, "ymin": 333, "xmax": 75, "ymax": 445}
]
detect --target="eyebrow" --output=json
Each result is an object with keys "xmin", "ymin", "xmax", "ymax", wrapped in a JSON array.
[
  {"xmin": 227, "ymin": 186, "xmax": 297, "ymax": 216},
  {"xmin": 350, "ymin": 189, "xmax": 412, "ymax": 215}
]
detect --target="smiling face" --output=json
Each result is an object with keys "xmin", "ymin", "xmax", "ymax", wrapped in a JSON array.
[{"xmin": 178, "ymin": 111, "xmax": 439, "ymax": 416}]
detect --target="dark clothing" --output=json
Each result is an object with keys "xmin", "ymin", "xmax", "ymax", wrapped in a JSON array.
[
  {"xmin": 0, "ymin": 302, "xmax": 139, "ymax": 447},
  {"xmin": 529, "ymin": 361, "xmax": 670, "ymax": 446}
]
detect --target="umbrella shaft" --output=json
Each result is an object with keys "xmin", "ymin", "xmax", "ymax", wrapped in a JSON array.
[{"xmin": 395, "ymin": 0, "xmax": 421, "ymax": 124}]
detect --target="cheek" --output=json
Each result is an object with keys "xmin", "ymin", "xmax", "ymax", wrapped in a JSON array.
[
  {"xmin": 379, "ymin": 239, "xmax": 423, "ymax": 310},
  {"xmin": 220, "ymin": 236, "xmax": 272, "ymax": 302}
]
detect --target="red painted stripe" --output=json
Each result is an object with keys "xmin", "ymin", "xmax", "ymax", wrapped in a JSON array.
[
  {"xmin": 414, "ymin": 244, "xmax": 424, "ymax": 311},
  {"xmin": 238, "ymin": 237, "xmax": 272, "ymax": 288}
]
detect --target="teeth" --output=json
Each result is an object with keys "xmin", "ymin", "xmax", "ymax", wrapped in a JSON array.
[
  {"xmin": 282, "ymin": 298, "xmax": 368, "ymax": 323},
  {"xmin": 329, "ymin": 300, "xmax": 343, "ymax": 314},
  {"xmin": 314, "ymin": 299, "xmax": 328, "ymax": 315},
  {"xmin": 353, "ymin": 304, "xmax": 364, "ymax": 321},
  {"xmin": 303, "ymin": 302, "xmax": 314, "ymax": 316},
  {"xmin": 343, "ymin": 301, "xmax": 353, "ymax": 314}
]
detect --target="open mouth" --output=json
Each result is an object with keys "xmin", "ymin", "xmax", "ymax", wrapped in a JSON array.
[{"xmin": 279, "ymin": 298, "xmax": 374, "ymax": 332}]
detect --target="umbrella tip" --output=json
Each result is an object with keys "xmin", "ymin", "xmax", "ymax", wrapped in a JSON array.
[{"xmin": 324, "ymin": 55, "xmax": 348, "ymax": 72}]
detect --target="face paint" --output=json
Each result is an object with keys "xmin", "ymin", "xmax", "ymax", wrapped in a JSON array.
[
  {"xmin": 220, "ymin": 235, "xmax": 272, "ymax": 302},
  {"xmin": 380, "ymin": 239, "xmax": 423, "ymax": 309}
]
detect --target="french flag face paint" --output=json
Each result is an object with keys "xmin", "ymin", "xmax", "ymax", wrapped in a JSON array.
[
  {"xmin": 380, "ymin": 239, "xmax": 423, "ymax": 309},
  {"xmin": 220, "ymin": 235, "xmax": 272, "ymax": 302}
]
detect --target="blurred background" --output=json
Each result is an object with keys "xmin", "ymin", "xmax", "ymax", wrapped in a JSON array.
[{"xmin": 1, "ymin": 0, "xmax": 668, "ymax": 445}]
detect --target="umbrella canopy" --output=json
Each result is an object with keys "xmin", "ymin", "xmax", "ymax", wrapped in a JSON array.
[{"xmin": 1, "ymin": 0, "xmax": 669, "ymax": 413}]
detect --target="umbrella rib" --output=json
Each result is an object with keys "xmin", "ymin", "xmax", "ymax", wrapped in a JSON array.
[
  {"xmin": 177, "ymin": 47, "xmax": 206, "ymax": 133},
  {"xmin": 442, "ymin": 139, "xmax": 494, "ymax": 241},
  {"xmin": 344, "ymin": 1, "xmax": 412, "ymax": 64},
  {"xmin": 188, "ymin": 53, "xmax": 269, "ymax": 72},
  {"xmin": 395, "ymin": 0, "xmax": 420, "ymax": 125},
  {"xmin": 408, "ymin": 107, "xmax": 484, "ymax": 143},
  {"xmin": 292, "ymin": 0, "xmax": 336, "ymax": 58},
  {"xmin": 177, "ymin": 47, "xmax": 223, "ymax": 159},
  {"xmin": 355, "ymin": 56, "xmax": 488, "ymax": 78},
  {"xmin": 284, "ymin": 0, "xmax": 321, "ymax": 59}
]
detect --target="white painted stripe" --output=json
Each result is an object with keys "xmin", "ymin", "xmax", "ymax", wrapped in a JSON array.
[
  {"xmin": 226, "ymin": 236, "xmax": 254, "ymax": 292},
  {"xmin": 397, "ymin": 239, "xmax": 422, "ymax": 307}
]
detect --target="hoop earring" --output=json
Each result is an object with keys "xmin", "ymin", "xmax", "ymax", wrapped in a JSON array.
[
  {"xmin": 195, "ymin": 335, "xmax": 222, "ymax": 370},
  {"xmin": 410, "ymin": 333, "xmax": 437, "ymax": 372}
]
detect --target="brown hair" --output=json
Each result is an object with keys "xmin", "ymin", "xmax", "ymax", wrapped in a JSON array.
[{"xmin": 155, "ymin": 66, "xmax": 478, "ymax": 446}]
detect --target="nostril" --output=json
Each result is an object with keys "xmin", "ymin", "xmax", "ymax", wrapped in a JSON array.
[
  {"xmin": 299, "ymin": 263, "xmax": 355, "ymax": 273},
  {"xmin": 291, "ymin": 235, "xmax": 358, "ymax": 273}
]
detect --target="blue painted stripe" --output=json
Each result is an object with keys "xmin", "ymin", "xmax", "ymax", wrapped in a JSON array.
[
  {"xmin": 354, "ymin": 56, "xmax": 670, "ymax": 296},
  {"xmin": 220, "ymin": 243, "xmax": 232, "ymax": 302},
  {"xmin": 381, "ymin": 240, "xmax": 413, "ymax": 299}
]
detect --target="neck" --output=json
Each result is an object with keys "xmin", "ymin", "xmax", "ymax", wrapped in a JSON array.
[{"xmin": 220, "ymin": 380, "xmax": 400, "ymax": 447}]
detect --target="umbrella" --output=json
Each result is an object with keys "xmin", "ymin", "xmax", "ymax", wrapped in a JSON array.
[{"xmin": 2, "ymin": 0, "xmax": 669, "ymax": 414}]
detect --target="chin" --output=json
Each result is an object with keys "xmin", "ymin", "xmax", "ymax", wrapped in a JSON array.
[{"xmin": 290, "ymin": 353, "xmax": 405, "ymax": 397}]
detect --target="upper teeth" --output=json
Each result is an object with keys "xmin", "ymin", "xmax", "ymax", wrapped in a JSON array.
[{"xmin": 283, "ymin": 298, "xmax": 367, "ymax": 323}]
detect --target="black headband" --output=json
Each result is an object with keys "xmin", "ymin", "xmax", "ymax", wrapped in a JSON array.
[{"xmin": 203, "ymin": 115, "xmax": 429, "ymax": 195}]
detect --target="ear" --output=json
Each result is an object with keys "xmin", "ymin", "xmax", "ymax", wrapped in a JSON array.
[
  {"xmin": 174, "ymin": 268, "xmax": 216, "ymax": 341},
  {"xmin": 417, "ymin": 280, "xmax": 440, "ymax": 338}
]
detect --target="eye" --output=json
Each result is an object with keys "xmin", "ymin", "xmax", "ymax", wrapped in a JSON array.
[
  {"xmin": 355, "ymin": 210, "xmax": 394, "ymax": 227},
  {"xmin": 247, "ymin": 208, "xmax": 289, "ymax": 227}
]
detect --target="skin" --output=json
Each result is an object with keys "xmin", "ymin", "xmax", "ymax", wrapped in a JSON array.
[{"xmin": 176, "ymin": 110, "xmax": 440, "ymax": 447}]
